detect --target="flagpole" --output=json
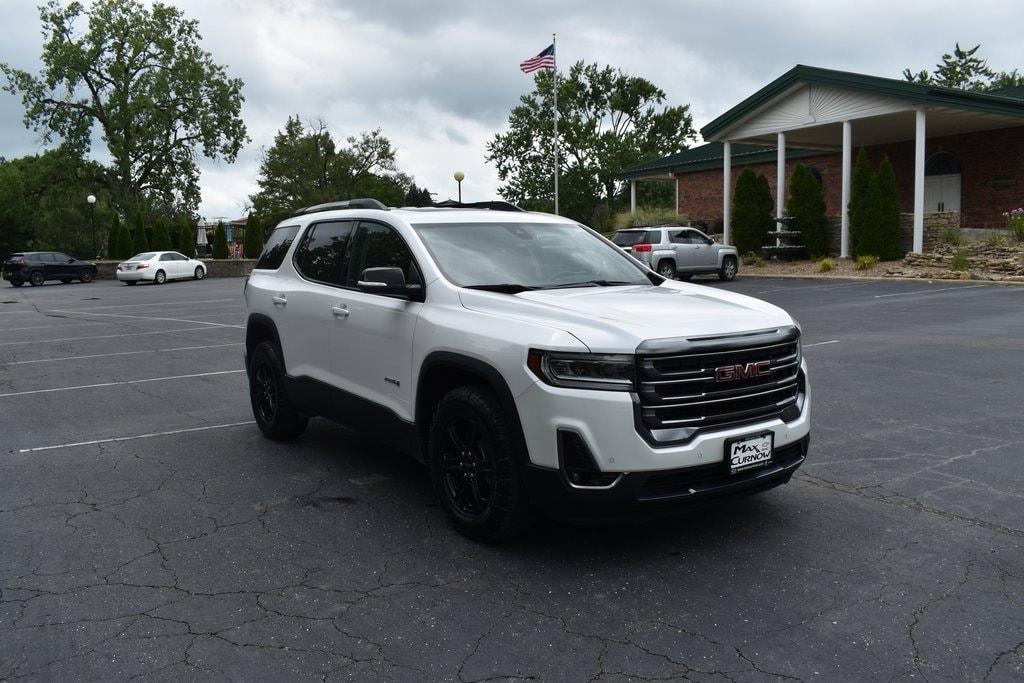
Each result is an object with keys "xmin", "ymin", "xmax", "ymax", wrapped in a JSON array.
[{"xmin": 552, "ymin": 33, "xmax": 559, "ymax": 216}]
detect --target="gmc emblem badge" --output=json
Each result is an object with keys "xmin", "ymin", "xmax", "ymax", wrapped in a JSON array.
[{"xmin": 715, "ymin": 361, "xmax": 771, "ymax": 382}]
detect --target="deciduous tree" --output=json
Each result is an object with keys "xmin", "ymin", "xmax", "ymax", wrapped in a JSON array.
[
  {"xmin": 1, "ymin": 0, "xmax": 248, "ymax": 216},
  {"xmin": 486, "ymin": 63, "xmax": 696, "ymax": 227}
]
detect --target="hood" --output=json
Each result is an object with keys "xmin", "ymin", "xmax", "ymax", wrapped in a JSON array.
[{"xmin": 458, "ymin": 282, "xmax": 794, "ymax": 352}]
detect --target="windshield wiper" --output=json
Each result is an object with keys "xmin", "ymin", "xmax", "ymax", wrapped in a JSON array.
[
  {"xmin": 464, "ymin": 283, "xmax": 537, "ymax": 293},
  {"xmin": 543, "ymin": 280, "xmax": 634, "ymax": 289}
]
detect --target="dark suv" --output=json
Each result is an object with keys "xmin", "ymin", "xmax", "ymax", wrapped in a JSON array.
[{"xmin": 2, "ymin": 252, "xmax": 98, "ymax": 287}]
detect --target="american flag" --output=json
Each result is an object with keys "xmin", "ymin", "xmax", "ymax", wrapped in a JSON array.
[{"xmin": 520, "ymin": 44, "xmax": 555, "ymax": 73}]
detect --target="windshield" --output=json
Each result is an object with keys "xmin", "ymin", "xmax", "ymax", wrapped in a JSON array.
[{"xmin": 414, "ymin": 221, "xmax": 654, "ymax": 290}]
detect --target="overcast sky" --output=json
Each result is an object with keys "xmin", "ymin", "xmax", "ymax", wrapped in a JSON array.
[{"xmin": 1, "ymin": 0, "xmax": 1020, "ymax": 221}]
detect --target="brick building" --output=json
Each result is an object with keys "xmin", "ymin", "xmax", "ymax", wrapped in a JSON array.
[{"xmin": 619, "ymin": 65, "xmax": 1024, "ymax": 256}]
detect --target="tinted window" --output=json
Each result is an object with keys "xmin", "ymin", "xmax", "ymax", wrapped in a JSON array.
[
  {"xmin": 255, "ymin": 225, "xmax": 300, "ymax": 270},
  {"xmin": 346, "ymin": 222, "xmax": 417, "ymax": 288},
  {"xmin": 612, "ymin": 231, "xmax": 649, "ymax": 246},
  {"xmin": 294, "ymin": 220, "xmax": 355, "ymax": 285},
  {"xmin": 38, "ymin": 253, "xmax": 57, "ymax": 262}
]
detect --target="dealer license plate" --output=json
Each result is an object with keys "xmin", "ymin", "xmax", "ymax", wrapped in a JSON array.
[{"xmin": 728, "ymin": 433, "xmax": 773, "ymax": 473}]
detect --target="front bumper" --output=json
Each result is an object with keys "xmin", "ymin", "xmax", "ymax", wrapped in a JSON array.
[{"xmin": 522, "ymin": 434, "xmax": 809, "ymax": 521}]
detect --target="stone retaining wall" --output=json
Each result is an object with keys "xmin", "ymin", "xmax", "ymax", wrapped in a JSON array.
[
  {"xmin": 888, "ymin": 241, "xmax": 1024, "ymax": 281},
  {"xmin": 94, "ymin": 259, "xmax": 256, "ymax": 280}
]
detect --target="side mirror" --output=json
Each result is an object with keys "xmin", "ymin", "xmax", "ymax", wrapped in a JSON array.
[{"xmin": 357, "ymin": 266, "xmax": 423, "ymax": 300}]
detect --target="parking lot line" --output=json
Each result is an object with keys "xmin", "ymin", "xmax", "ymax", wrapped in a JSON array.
[
  {"xmin": 0, "ymin": 369, "xmax": 245, "ymax": 398},
  {"xmin": 872, "ymin": 284, "xmax": 988, "ymax": 299},
  {"xmin": 0, "ymin": 325, "xmax": 243, "ymax": 347},
  {"xmin": 50, "ymin": 309, "xmax": 241, "ymax": 327},
  {"xmin": 16, "ymin": 421, "xmax": 256, "ymax": 453},
  {"xmin": 7, "ymin": 342, "xmax": 243, "ymax": 365}
]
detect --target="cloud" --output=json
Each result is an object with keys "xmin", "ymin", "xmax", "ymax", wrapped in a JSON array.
[{"xmin": 1, "ymin": 0, "xmax": 1019, "ymax": 221}]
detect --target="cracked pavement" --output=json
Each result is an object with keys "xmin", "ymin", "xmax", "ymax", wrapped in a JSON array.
[{"xmin": 1, "ymin": 276, "xmax": 1022, "ymax": 681}]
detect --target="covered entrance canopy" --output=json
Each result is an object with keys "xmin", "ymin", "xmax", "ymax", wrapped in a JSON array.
[{"xmin": 626, "ymin": 65, "xmax": 1024, "ymax": 256}]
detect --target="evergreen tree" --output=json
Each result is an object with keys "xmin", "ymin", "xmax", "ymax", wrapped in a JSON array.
[
  {"xmin": 151, "ymin": 217, "xmax": 173, "ymax": 251},
  {"xmin": 786, "ymin": 164, "xmax": 829, "ymax": 257},
  {"xmin": 132, "ymin": 208, "xmax": 149, "ymax": 255},
  {"xmin": 115, "ymin": 221, "xmax": 134, "ymax": 259},
  {"xmin": 849, "ymin": 148, "xmax": 875, "ymax": 258},
  {"xmin": 873, "ymin": 156, "xmax": 903, "ymax": 259},
  {"xmin": 177, "ymin": 216, "xmax": 196, "ymax": 258},
  {"xmin": 244, "ymin": 213, "xmax": 264, "ymax": 259},
  {"xmin": 106, "ymin": 214, "xmax": 121, "ymax": 259},
  {"xmin": 732, "ymin": 169, "xmax": 773, "ymax": 255},
  {"xmin": 212, "ymin": 221, "xmax": 230, "ymax": 259}
]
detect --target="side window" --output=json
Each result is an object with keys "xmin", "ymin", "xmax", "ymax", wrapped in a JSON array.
[
  {"xmin": 255, "ymin": 225, "xmax": 300, "ymax": 270},
  {"xmin": 669, "ymin": 231, "xmax": 689, "ymax": 244},
  {"xmin": 345, "ymin": 222, "xmax": 418, "ymax": 288},
  {"xmin": 293, "ymin": 220, "xmax": 355, "ymax": 286}
]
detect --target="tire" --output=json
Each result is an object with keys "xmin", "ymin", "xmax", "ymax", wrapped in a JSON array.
[
  {"xmin": 656, "ymin": 260, "xmax": 676, "ymax": 279},
  {"xmin": 719, "ymin": 256, "xmax": 738, "ymax": 281},
  {"xmin": 248, "ymin": 341, "xmax": 308, "ymax": 440},
  {"xmin": 428, "ymin": 385, "xmax": 533, "ymax": 541},
  {"xmin": 9, "ymin": 280, "xmax": 23, "ymax": 287},
  {"xmin": 154, "ymin": 269, "xmax": 167, "ymax": 284},
  {"xmin": 80, "ymin": 269, "xmax": 95, "ymax": 284},
  {"xmin": 29, "ymin": 271, "xmax": 45, "ymax": 287},
  {"xmin": 194, "ymin": 265, "xmax": 205, "ymax": 280}
]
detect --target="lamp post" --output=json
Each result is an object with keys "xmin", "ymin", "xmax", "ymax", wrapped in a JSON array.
[
  {"xmin": 454, "ymin": 171, "xmax": 464, "ymax": 203},
  {"xmin": 87, "ymin": 194, "xmax": 97, "ymax": 259}
]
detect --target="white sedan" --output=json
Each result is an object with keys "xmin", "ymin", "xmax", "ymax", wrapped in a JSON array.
[{"xmin": 116, "ymin": 251, "xmax": 207, "ymax": 285}]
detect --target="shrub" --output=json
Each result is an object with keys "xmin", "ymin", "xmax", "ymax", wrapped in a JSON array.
[
  {"xmin": 742, "ymin": 251, "xmax": 765, "ymax": 267},
  {"xmin": 986, "ymin": 233, "xmax": 1008, "ymax": 248},
  {"xmin": 848, "ymin": 148, "xmax": 874, "ymax": 258},
  {"xmin": 855, "ymin": 255, "xmax": 879, "ymax": 270},
  {"xmin": 151, "ymin": 217, "xmax": 173, "ymax": 251},
  {"xmin": 132, "ymin": 207, "xmax": 149, "ymax": 255},
  {"xmin": 244, "ymin": 213, "xmax": 265, "ymax": 259},
  {"xmin": 1003, "ymin": 207, "xmax": 1024, "ymax": 241},
  {"xmin": 940, "ymin": 228, "xmax": 967, "ymax": 246},
  {"xmin": 950, "ymin": 249, "xmax": 970, "ymax": 271},
  {"xmin": 732, "ymin": 169, "xmax": 774, "ymax": 255},
  {"xmin": 212, "ymin": 221, "xmax": 230, "ymax": 259},
  {"xmin": 873, "ymin": 157, "xmax": 903, "ymax": 260},
  {"xmin": 818, "ymin": 258, "xmax": 836, "ymax": 273},
  {"xmin": 177, "ymin": 216, "xmax": 196, "ymax": 258},
  {"xmin": 786, "ymin": 164, "xmax": 828, "ymax": 258}
]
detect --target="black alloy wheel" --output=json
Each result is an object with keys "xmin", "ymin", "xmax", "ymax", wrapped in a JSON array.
[
  {"xmin": 428, "ymin": 385, "xmax": 533, "ymax": 540},
  {"xmin": 80, "ymin": 269, "xmax": 95, "ymax": 283},
  {"xmin": 248, "ymin": 341, "xmax": 308, "ymax": 440},
  {"xmin": 29, "ymin": 270, "xmax": 45, "ymax": 286}
]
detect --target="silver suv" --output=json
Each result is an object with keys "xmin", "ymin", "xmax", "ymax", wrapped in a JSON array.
[{"xmin": 613, "ymin": 225, "xmax": 739, "ymax": 281}]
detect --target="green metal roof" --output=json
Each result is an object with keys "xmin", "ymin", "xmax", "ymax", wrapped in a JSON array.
[
  {"xmin": 617, "ymin": 142, "xmax": 823, "ymax": 181},
  {"xmin": 702, "ymin": 64, "xmax": 1024, "ymax": 140}
]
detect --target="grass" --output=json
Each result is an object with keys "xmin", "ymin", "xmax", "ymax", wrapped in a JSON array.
[{"xmin": 854, "ymin": 255, "xmax": 879, "ymax": 270}]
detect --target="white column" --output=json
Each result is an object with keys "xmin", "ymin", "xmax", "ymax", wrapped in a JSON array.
[
  {"xmin": 723, "ymin": 141, "xmax": 732, "ymax": 245},
  {"xmin": 841, "ymin": 121, "xmax": 852, "ymax": 258},
  {"xmin": 630, "ymin": 179, "xmax": 637, "ymax": 215},
  {"xmin": 776, "ymin": 133, "xmax": 786, "ymax": 236},
  {"xmin": 913, "ymin": 110, "xmax": 926, "ymax": 253}
]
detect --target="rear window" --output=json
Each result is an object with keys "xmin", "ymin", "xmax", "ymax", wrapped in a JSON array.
[
  {"xmin": 612, "ymin": 231, "xmax": 653, "ymax": 246},
  {"xmin": 255, "ymin": 225, "xmax": 300, "ymax": 270}
]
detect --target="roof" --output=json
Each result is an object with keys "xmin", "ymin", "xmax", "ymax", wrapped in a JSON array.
[
  {"xmin": 619, "ymin": 65, "xmax": 1024, "ymax": 182},
  {"xmin": 702, "ymin": 64, "xmax": 1024, "ymax": 147},
  {"xmin": 617, "ymin": 142, "xmax": 824, "ymax": 181}
]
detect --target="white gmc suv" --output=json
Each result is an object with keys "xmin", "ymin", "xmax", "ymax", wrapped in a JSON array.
[{"xmin": 244, "ymin": 199, "xmax": 811, "ymax": 540}]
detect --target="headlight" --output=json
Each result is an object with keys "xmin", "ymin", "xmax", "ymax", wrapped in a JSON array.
[{"xmin": 527, "ymin": 350, "xmax": 635, "ymax": 391}]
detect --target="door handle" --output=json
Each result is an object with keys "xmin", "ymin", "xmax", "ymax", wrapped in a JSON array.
[
  {"xmin": 272, "ymin": 295, "xmax": 287, "ymax": 306},
  {"xmin": 332, "ymin": 305, "xmax": 350, "ymax": 319}
]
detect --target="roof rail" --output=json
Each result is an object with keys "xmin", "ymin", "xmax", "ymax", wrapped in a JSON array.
[
  {"xmin": 293, "ymin": 198, "xmax": 389, "ymax": 215},
  {"xmin": 432, "ymin": 200, "xmax": 524, "ymax": 212}
]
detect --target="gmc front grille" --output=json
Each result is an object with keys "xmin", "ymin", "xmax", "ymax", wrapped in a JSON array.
[{"xmin": 634, "ymin": 326, "xmax": 803, "ymax": 446}]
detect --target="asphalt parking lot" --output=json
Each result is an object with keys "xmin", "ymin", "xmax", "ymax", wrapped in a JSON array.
[{"xmin": 2, "ymin": 275, "xmax": 1022, "ymax": 681}]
